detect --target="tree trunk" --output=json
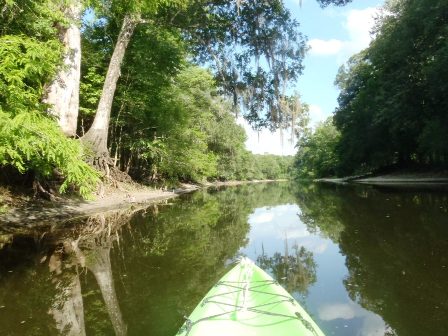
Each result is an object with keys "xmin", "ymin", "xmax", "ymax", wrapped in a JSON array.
[
  {"xmin": 45, "ymin": 1, "xmax": 82, "ymax": 137},
  {"xmin": 82, "ymin": 14, "xmax": 138, "ymax": 157}
]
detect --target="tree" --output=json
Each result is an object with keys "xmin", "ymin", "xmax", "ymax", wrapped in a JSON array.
[
  {"xmin": 257, "ymin": 243, "xmax": 317, "ymax": 295},
  {"xmin": 181, "ymin": 1, "xmax": 307, "ymax": 130},
  {"xmin": 0, "ymin": 0, "xmax": 99, "ymax": 198},
  {"xmin": 81, "ymin": 0, "xmax": 188, "ymax": 162},
  {"xmin": 333, "ymin": 52, "xmax": 392, "ymax": 175},
  {"xmin": 294, "ymin": 118, "xmax": 340, "ymax": 178},
  {"xmin": 44, "ymin": 0, "xmax": 83, "ymax": 136},
  {"xmin": 81, "ymin": 0, "xmax": 310, "ymax": 163},
  {"xmin": 333, "ymin": 0, "xmax": 448, "ymax": 174}
]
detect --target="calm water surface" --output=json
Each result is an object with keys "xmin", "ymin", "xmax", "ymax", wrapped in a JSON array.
[{"xmin": 0, "ymin": 182, "xmax": 447, "ymax": 335}]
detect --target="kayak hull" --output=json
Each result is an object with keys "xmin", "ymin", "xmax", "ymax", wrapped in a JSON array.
[{"xmin": 177, "ymin": 258, "xmax": 325, "ymax": 336}]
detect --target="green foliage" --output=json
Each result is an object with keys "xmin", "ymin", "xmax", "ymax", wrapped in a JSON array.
[
  {"xmin": 247, "ymin": 155, "xmax": 294, "ymax": 180},
  {"xmin": 95, "ymin": 0, "xmax": 188, "ymax": 20},
  {"xmin": 294, "ymin": 118, "xmax": 340, "ymax": 178},
  {"xmin": 0, "ymin": 111, "xmax": 100, "ymax": 198},
  {"xmin": 158, "ymin": 127, "xmax": 218, "ymax": 182},
  {"xmin": 0, "ymin": 18, "xmax": 99, "ymax": 198},
  {"xmin": 333, "ymin": 0, "xmax": 448, "ymax": 175},
  {"xmin": 115, "ymin": 62, "xmax": 219, "ymax": 183},
  {"xmin": 81, "ymin": 16, "xmax": 295, "ymax": 183},
  {"xmin": 0, "ymin": 35, "xmax": 61, "ymax": 115},
  {"xmin": 79, "ymin": 66, "xmax": 104, "ymax": 117},
  {"xmin": 77, "ymin": 0, "xmax": 302, "ymax": 186},
  {"xmin": 0, "ymin": 0, "xmax": 65, "ymax": 39},
  {"xmin": 176, "ymin": 0, "xmax": 307, "ymax": 129}
]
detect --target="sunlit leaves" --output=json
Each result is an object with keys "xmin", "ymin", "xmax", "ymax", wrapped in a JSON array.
[
  {"xmin": 0, "ymin": 35, "xmax": 61, "ymax": 115},
  {"xmin": 0, "ymin": 111, "xmax": 100, "ymax": 198},
  {"xmin": 0, "ymin": 11, "xmax": 99, "ymax": 198},
  {"xmin": 0, "ymin": 0, "xmax": 66, "ymax": 39}
]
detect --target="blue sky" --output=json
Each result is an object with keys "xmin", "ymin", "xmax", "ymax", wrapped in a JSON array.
[{"xmin": 241, "ymin": 0, "xmax": 384, "ymax": 155}]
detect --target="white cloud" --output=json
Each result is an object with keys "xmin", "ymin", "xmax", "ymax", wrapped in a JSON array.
[
  {"xmin": 308, "ymin": 7, "xmax": 380, "ymax": 62},
  {"xmin": 237, "ymin": 117, "xmax": 297, "ymax": 156},
  {"xmin": 344, "ymin": 7, "xmax": 379, "ymax": 55},
  {"xmin": 302, "ymin": 240, "xmax": 329, "ymax": 254},
  {"xmin": 319, "ymin": 303, "xmax": 356, "ymax": 321},
  {"xmin": 308, "ymin": 104, "xmax": 326, "ymax": 127},
  {"xmin": 308, "ymin": 38, "xmax": 343, "ymax": 56},
  {"xmin": 361, "ymin": 313, "xmax": 389, "ymax": 336},
  {"xmin": 280, "ymin": 227, "xmax": 310, "ymax": 239},
  {"xmin": 318, "ymin": 302, "xmax": 388, "ymax": 336},
  {"xmin": 251, "ymin": 212, "xmax": 275, "ymax": 224}
]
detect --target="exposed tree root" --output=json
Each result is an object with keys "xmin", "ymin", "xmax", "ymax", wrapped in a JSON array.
[
  {"xmin": 33, "ymin": 180, "xmax": 63, "ymax": 202},
  {"xmin": 88, "ymin": 155, "xmax": 137, "ymax": 199}
]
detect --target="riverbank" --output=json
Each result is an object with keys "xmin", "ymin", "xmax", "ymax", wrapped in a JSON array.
[
  {"xmin": 317, "ymin": 171, "xmax": 448, "ymax": 186},
  {"xmin": 0, "ymin": 179, "xmax": 284, "ymax": 231}
]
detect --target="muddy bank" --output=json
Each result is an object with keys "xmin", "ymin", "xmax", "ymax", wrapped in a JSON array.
[
  {"xmin": 0, "ymin": 179, "xmax": 285, "ymax": 232},
  {"xmin": 0, "ymin": 186, "xmax": 194, "ymax": 232}
]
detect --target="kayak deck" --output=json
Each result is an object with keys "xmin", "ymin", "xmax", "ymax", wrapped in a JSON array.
[{"xmin": 177, "ymin": 258, "xmax": 324, "ymax": 336}]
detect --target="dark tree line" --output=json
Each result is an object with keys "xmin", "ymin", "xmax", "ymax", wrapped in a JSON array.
[
  {"xmin": 334, "ymin": 0, "xmax": 448, "ymax": 175},
  {"xmin": 295, "ymin": 0, "xmax": 448, "ymax": 178}
]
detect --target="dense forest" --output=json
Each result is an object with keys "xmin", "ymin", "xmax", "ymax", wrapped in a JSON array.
[
  {"xmin": 295, "ymin": 0, "xmax": 448, "ymax": 178},
  {"xmin": 7, "ymin": 0, "xmax": 441, "ymax": 196},
  {"xmin": 2, "ymin": 0, "xmax": 322, "ymax": 199}
]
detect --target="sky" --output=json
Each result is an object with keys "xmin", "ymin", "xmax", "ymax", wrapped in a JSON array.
[{"xmin": 240, "ymin": 0, "xmax": 384, "ymax": 156}]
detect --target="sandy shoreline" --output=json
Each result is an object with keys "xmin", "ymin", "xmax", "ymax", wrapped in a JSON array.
[{"xmin": 317, "ymin": 172, "xmax": 448, "ymax": 186}]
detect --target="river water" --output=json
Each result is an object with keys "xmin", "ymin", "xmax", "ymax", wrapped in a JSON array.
[{"xmin": 0, "ymin": 182, "xmax": 447, "ymax": 335}]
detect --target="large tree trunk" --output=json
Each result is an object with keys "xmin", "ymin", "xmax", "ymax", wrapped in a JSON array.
[
  {"xmin": 82, "ymin": 14, "xmax": 138, "ymax": 157},
  {"xmin": 45, "ymin": 1, "xmax": 82, "ymax": 137}
]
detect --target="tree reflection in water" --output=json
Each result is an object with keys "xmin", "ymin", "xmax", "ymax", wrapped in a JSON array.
[
  {"xmin": 257, "ymin": 242, "xmax": 317, "ymax": 296},
  {"xmin": 0, "ymin": 207, "xmax": 138, "ymax": 336},
  {"xmin": 295, "ymin": 182, "xmax": 448, "ymax": 336},
  {"xmin": 48, "ymin": 210, "xmax": 131, "ymax": 336},
  {"xmin": 48, "ymin": 241, "xmax": 86, "ymax": 336},
  {"xmin": 4, "ymin": 182, "xmax": 446, "ymax": 335}
]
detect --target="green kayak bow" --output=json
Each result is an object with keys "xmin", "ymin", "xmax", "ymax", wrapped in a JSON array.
[{"xmin": 177, "ymin": 257, "xmax": 325, "ymax": 336}]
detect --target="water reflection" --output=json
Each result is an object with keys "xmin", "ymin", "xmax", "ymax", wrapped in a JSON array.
[
  {"xmin": 317, "ymin": 302, "xmax": 389, "ymax": 336},
  {"xmin": 0, "ymin": 182, "xmax": 447, "ymax": 336},
  {"xmin": 0, "ymin": 186, "xmax": 259, "ymax": 335},
  {"xmin": 0, "ymin": 206, "xmax": 149, "ymax": 335},
  {"xmin": 295, "ymin": 183, "xmax": 448, "ymax": 335},
  {"xmin": 48, "ymin": 240, "xmax": 86, "ymax": 336},
  {"xmin": 257, "ymin": 243, "xmax": 317, "ymax": 295}
]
